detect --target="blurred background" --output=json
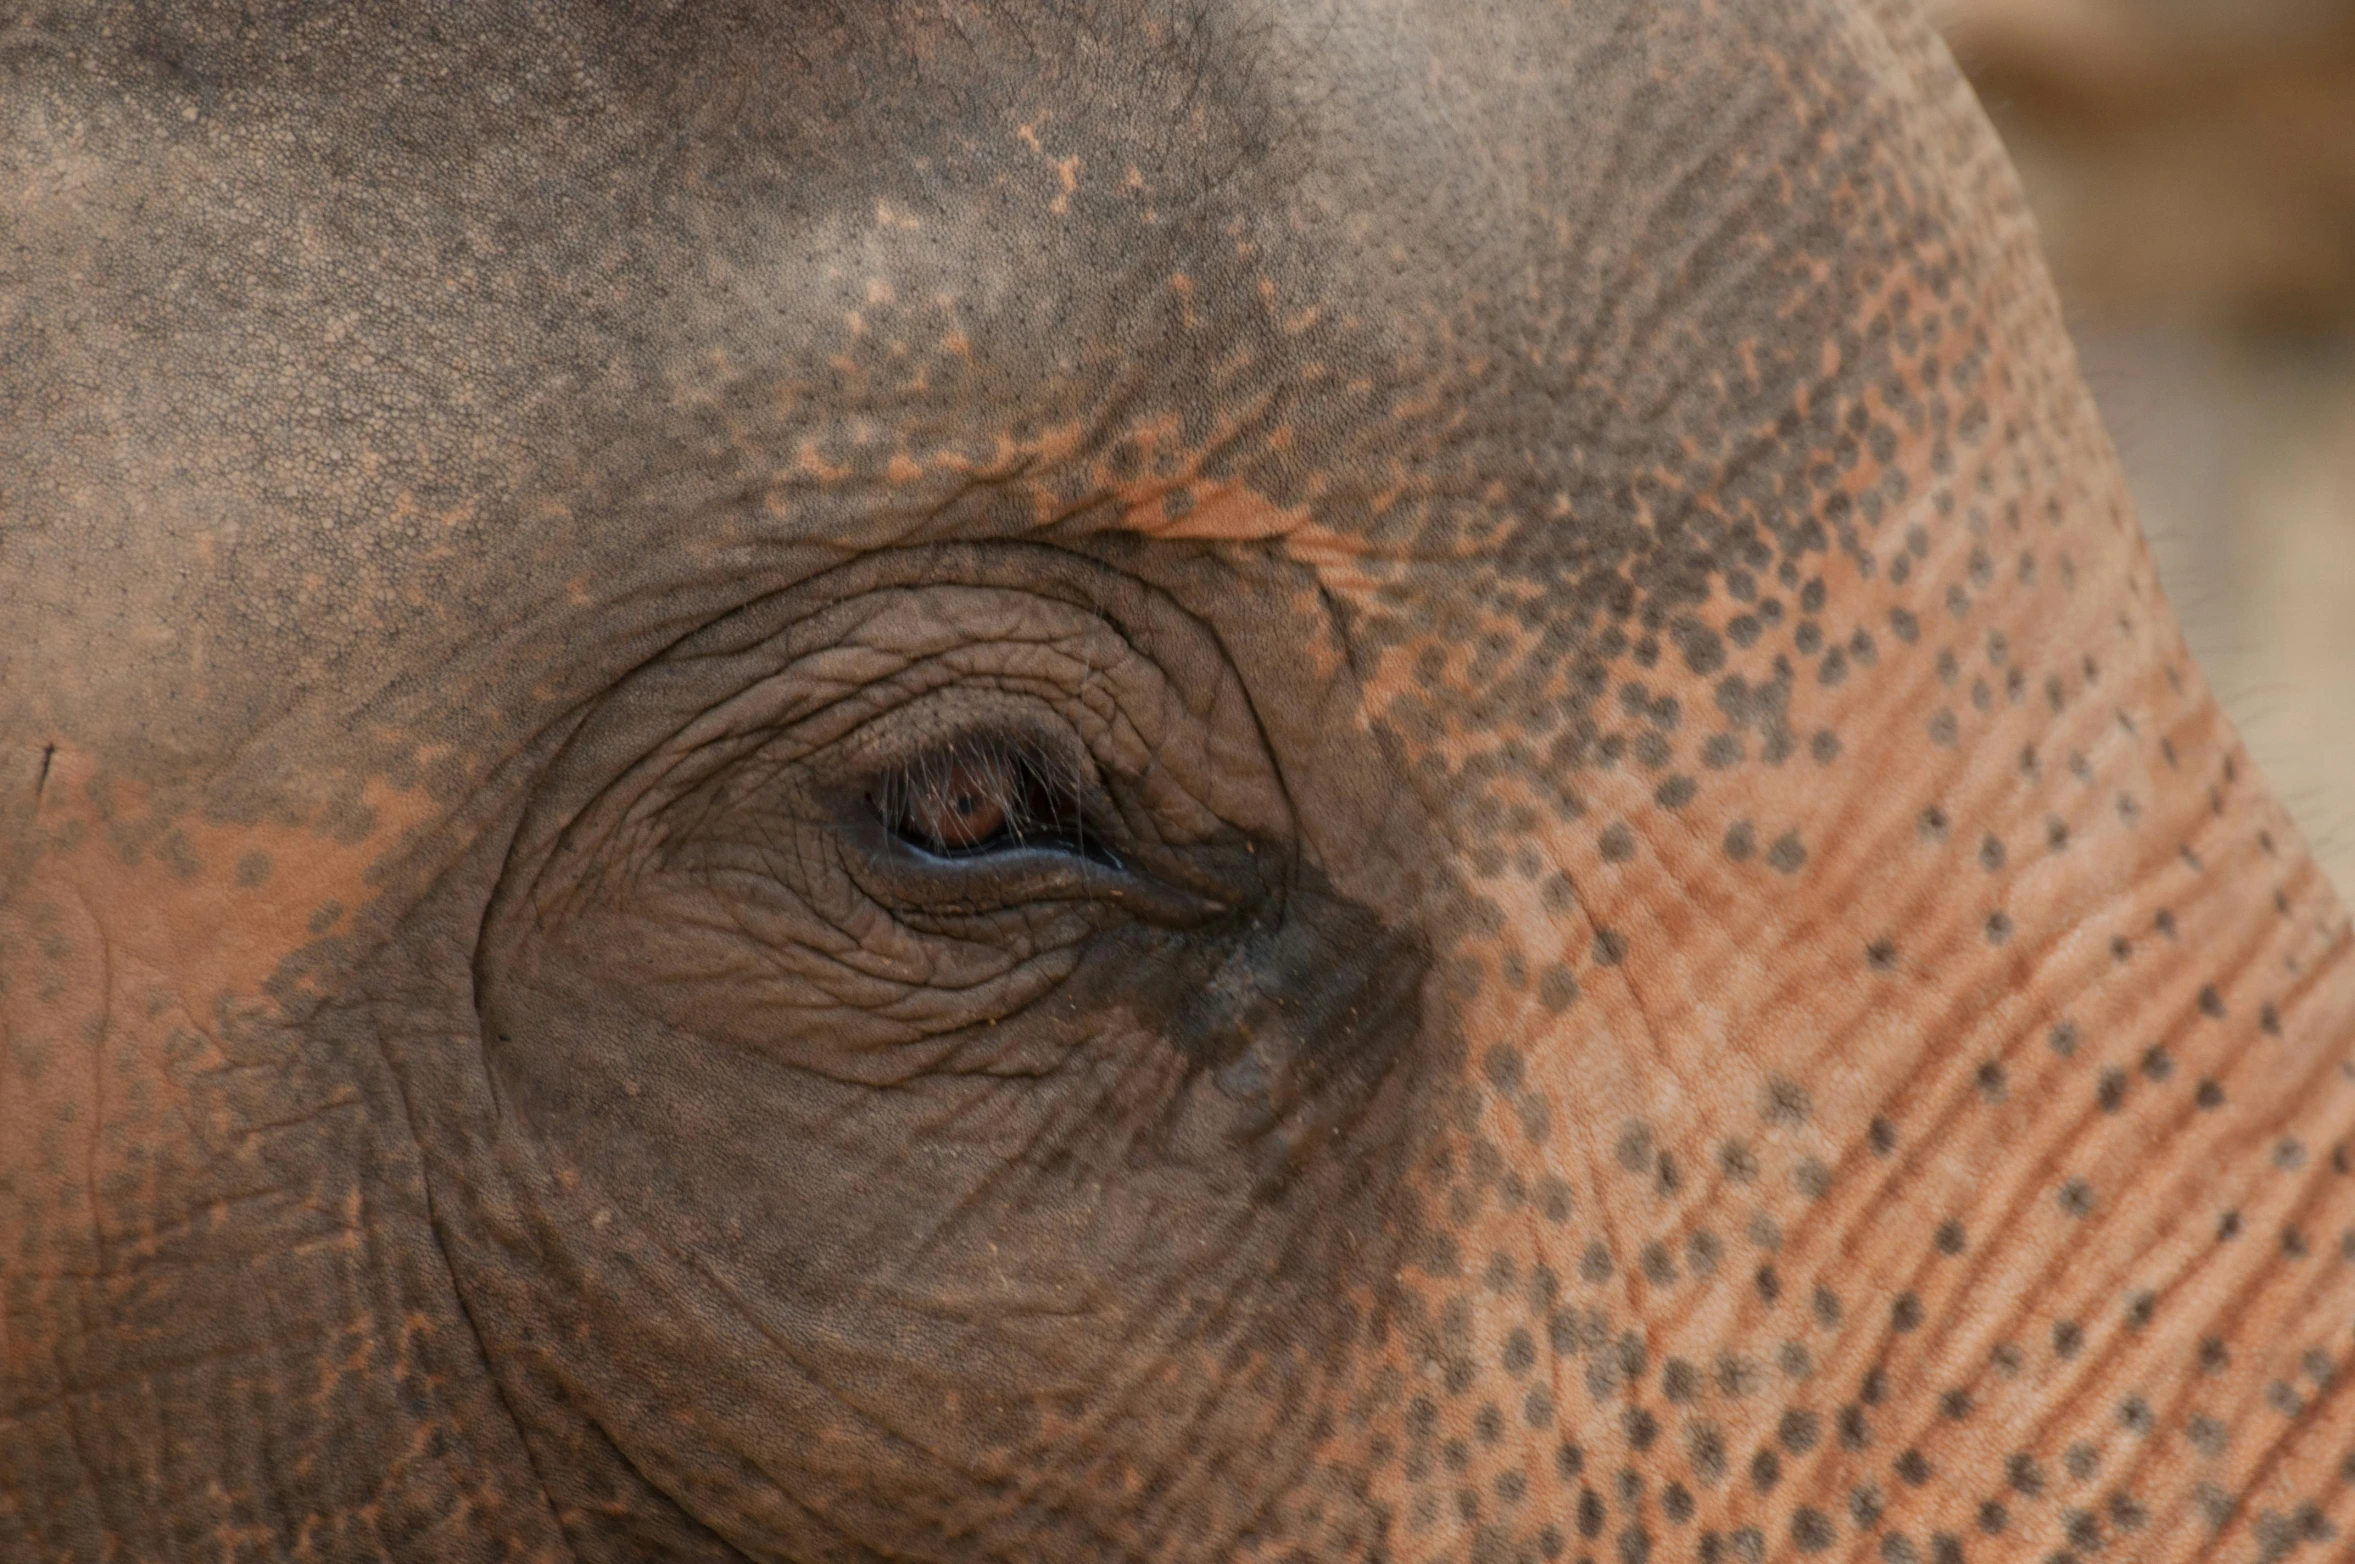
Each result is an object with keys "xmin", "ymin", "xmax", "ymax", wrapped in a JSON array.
[{"xmin": 1932, "ymin": 0, "xmax": 2355, "ymax": 896}]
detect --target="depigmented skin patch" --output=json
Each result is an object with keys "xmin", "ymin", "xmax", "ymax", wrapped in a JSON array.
[{"xmin": 3, "ymin": 1, "xmax": 2352, "ymax": 1561}]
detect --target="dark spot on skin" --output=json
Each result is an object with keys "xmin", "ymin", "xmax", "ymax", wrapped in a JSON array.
[
  {"xmin": 2188, "ymin": 1417, "xmax": 2228, "ymax": 1459},
  {"xmin": 1688, "ymin": 1230, "xmax": 1722, "ymax": 1275}
]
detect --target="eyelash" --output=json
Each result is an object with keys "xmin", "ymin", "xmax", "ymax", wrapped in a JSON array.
[{"xmin": 871, "ymin": 736, "xmax": 1109, "ymax": 863}]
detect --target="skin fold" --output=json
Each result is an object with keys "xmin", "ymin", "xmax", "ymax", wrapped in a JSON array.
[{"xmin": 3, "ymin": 0, "xmax": 2351, "ymax": 1559}]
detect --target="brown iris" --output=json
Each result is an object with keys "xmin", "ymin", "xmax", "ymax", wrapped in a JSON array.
[{"xmin": 905, "ymin": 756, "xmax": 1013, "ymax": 850}]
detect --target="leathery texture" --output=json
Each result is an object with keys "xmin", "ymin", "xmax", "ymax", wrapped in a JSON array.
[{"xmin": 2, "ymin": 1, "xmax": 2353, "ymax": 1561}]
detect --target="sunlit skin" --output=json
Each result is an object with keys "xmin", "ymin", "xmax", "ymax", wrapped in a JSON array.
[{"xmin": 4, "ymin": 2, "xmax": 2352, "ymax": 1560}]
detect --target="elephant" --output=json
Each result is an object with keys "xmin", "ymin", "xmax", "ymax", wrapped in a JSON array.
[{"xmin": 4, "ymin": 0, "xmax": 2351, "ymax": 1559}]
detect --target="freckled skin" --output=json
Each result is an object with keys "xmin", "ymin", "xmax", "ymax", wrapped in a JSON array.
[{"xmin": 4, "ymin": 1, "xmax": 2352, "ymax": 1560}]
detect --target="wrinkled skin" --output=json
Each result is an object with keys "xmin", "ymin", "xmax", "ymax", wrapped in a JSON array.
[{"xmin": 5, "ymin": 2, "xmax": 2353, "ymax": 1560}]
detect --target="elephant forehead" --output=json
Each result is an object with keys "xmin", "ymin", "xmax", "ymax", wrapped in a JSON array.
[{"xmin": 0, "ymin": 0, "xmax": 1952, "ymax": 786}]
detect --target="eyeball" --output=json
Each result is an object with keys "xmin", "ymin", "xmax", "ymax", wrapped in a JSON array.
[{"xmin": 878, "ymin": 738, "xmax": 1089, "ymax": 858}]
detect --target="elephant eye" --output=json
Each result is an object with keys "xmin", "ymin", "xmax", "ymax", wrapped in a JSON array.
[{"xmin": 875, "ymin": 737, "xmax": 1102, "ymax": 861}]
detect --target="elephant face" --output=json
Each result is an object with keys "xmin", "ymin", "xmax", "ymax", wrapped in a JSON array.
[{"xmin": 5, "ymin": 2, "xmax": 2352, "ymax": 1561}]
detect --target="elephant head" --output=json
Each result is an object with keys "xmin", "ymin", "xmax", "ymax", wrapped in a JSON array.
[{"xmin": 5, "ymin": 1, "xmax": 2351, "ymax": 1559}]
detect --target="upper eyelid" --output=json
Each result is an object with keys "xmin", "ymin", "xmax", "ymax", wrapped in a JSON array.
[{"xmin": 498, "ymin": 559, "xmax": 1288, "ymax": 946}]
